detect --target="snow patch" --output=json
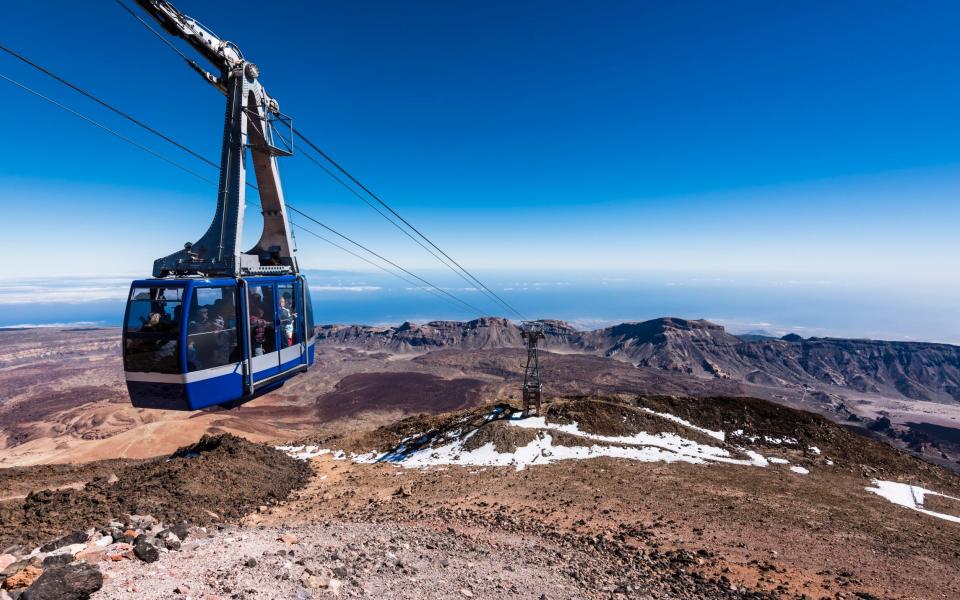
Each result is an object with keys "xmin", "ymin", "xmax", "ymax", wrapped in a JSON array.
[
  {"xmin": 277, "ymin": 407, "xmax": 783, "ymax": 472},
  {"xmin": 763, "ymin": 436, "xmax": 798, "ymax": 445},
  {"xmin": 789, "ymin": 466, "xmax": 809, "ymax": 475},
  {"xmin": 865, "ymin": 480, "xmax": 960, "ymax": 524},
  {"xmin": 767, "ymin": 457, "xmax": 790, "ymax": 464},
  {"xmin": 353, "ymin": 414, "xmax": 768, "ymax": 470},
  {"xmin": 275, "ymin": 445, "xmax": 345, "ymax": 461},
  {"xmin": 374, "ymin": 431, "xmax": 729, "ymax": 472}
]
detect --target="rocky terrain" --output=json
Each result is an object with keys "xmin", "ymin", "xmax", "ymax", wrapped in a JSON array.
[
  {"xmin": 2, "ymin": 321, "xmax": 960, "ymax": 472},
  {"xmin": 317, "ymin": 317, "xmax": 960, "ymax": 404},
  {"xmin": 316, "ymin": 317, "xmax": 960, "ymax": 469},
  {"xmin": 1, "ymin": 395, "xmax": 959, "ymax": 599},
  {"xmin": 1, "ymin": 321, "xmax": 960, "ymax": 598}
]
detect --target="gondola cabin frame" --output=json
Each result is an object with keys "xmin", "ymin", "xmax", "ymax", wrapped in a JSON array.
[{"xmin": 122, "ymin": 275, "xmax": 315, "ymax": 410}]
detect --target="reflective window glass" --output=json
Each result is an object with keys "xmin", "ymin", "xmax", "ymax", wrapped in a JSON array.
[
  {"xmin": 124, "ymin": 287, "xmax": 183, "ymax": 373},
  {"xmin": 186, "ymin": 286, "xmax": 240, "ymax": 372},
  {"xmin": 125, "ymin": 287, "xmax": 183, "ymax": 334},
  {"xmin": 277, "ymin": 284, "xmax": 299, "ymax": 347},
  {"xmin": 248, "ymin": 285, "xmax": 276, "ymax": 356}
]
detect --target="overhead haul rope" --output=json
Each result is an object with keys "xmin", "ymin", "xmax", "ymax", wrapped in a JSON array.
[
  {"xmin": 0, "ymin": 69, "xmax": 486, "ymax": 318},
  {"xmin": 244, "ymin": 104, "xmax": 513, "ymax": 318},
  {"xmin": 295, "ymin": 131, "xmax": 527, "ymax": 321},
  {"xmin": 291, "ymin": 136, "xmax": 522, "ymax": 318},
  {"xmin": 0, "ymin": 72, "xmax": 215, "ymax": 185}
]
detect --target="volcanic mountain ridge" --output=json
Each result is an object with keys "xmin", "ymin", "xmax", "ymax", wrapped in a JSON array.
[{"xmin": 317, "ymin": 316, "xmax": 960, "ymax": 404}]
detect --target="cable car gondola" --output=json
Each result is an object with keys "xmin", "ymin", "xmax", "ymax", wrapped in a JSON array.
[
  {"xmin": 123, "ymin": 276, "xmax": 315, "ymax": 410},
  {"xmin": 122, "ymin": 0, "xmax": 314, "ymax": 410}
]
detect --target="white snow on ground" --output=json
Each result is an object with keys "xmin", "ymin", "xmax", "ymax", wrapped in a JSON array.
[
  {"xmin": 809, "ymin": 446, "xmax": 822, "ymax": 455},
  {"xmin": 865, "ymin": 480, "xmax": 960, "ymax": 524},
  {"xmin": 276, "ymin": 445, "xmax": 344, "ymax": 461},
  {"xmin": 789, "ymin": 466, "xmax": 809, "ymax": 475},
  {"xmin": 638, "ymin": 408, "xmax": 726, "ymax": 441},
  {"xmin": 277, "ymin": 410, "xmax": 802, "ymax": 472},
  {"xmin": 767, "ymin": 457, "xmax": 790, "ymax": 464},
  {"xmin": 373, "ymin": 429, "xmax": 744, "ymax": 472},
  {"xmin": 762, "ymin": 436, "xmax": 798, "ymax": 445},
  {"xmin": 280, "ymin": 416, "xmax": 766, "ymax": 471},
  {"xmin": 730, "ymin": 430, "xmax": 800, "ymax": 446}
]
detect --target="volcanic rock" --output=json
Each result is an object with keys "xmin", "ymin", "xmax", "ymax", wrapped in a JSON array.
[
  {"xmin": 21, "ymin": 563, "xmax": 102, "ymax": 600},
  {"xmin": 132, "ymin": 536, "xmax": 159, "ymax": 563}
]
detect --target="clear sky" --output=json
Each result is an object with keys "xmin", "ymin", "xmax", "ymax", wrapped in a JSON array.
[{"xmin": 1, "ymin": 1, "xmax": 958, "ymax": 338}]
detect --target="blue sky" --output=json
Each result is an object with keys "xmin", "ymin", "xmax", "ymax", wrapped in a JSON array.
[{"xmin": 1, "ymin": 1, "xmax": 958, "ymax": 339}]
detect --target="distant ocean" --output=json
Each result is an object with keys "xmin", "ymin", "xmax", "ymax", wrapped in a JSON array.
[{"xmin": 1, "ymin": 270, "xmax": 958, "ymax": 344}]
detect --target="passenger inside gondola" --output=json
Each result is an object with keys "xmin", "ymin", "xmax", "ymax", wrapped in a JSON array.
[
  {"xmin": 125, "ymin": 287, "xmax": 184, "ymax": 373},
  {"xmin": 279, "ymin": 293, "xmax": 294, "ymax": 347},
  {"xmin": 249, "ymin": 285, "xmax": 277, "ymax": 355},
  {"xmin": 185, "ymin": 286, "xmax": 240, "ymax": 372}
]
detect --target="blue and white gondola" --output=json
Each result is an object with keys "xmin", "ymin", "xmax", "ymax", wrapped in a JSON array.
[{"xmin": 122, "ymin": 275, "xmax": 315, "ymax": 410}]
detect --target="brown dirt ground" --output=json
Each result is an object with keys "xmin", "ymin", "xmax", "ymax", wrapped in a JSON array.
[
  {"xmin": 922, "ymin": 493, "xmax": 960, "ymax": 516},
  {"xmin": 463, "ymin": 420, "xmax": 540, "ymax": 452},
  {"xmin": 0, "ymin": 434, "xmax": 310, "ymax": 548},
  {"xmin": 256, "ymin": 396, "xmax": 960, "ymax": 600},
  {"xmin": 253, "ymin": 453, "xmax": 960, "ymax": 599}
]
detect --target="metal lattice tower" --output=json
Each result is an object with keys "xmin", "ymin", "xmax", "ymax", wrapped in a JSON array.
[{"xmin": 521, "ymin": 321, "xmax": 545, "ymax": 415}]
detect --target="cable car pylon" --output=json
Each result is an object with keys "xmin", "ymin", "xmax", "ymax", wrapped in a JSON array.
[{"xmin": 520, "ymin": 321, "xmax": 545, "ymax": 416}]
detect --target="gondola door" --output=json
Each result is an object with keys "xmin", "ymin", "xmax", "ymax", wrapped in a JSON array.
[
  {"xmin": 276, "ymin": 281, "xmax": 303, "ymax": 373},
  {"xmin": 247, "ymin": 282, "xmax": 280, "ymax": 381}
]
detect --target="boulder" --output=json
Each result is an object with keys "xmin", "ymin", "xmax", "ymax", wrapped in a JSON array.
[
  {"xmin": 132, "ymin": 537, "xmax": 159, "ymax": 563},
  {"xmin": 0, "ymin": 547, "xmax": 29, "ymax": 559},
  {"xmin": 1, "ymin": 559, "xmax": 30, "ymax": 578},
  {"xmin": 21, "ymin": 563, "xmax": 102, "ymax": 600},
  {"xmin": 154, "ymin": 530, "xmax": 181, "ymax": 550},
  {"xmin": 48, "ymin": 544, "xmax": 86, "ymax": 559}
]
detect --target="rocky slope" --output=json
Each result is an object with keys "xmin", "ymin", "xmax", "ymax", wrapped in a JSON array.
[
  {"xmin": 317, "ymin": 317, "xmax": 960, "ymax": 404},
  {"xmin": 3, "ymin": 395, "xmax": 959, "ymax": 599}
]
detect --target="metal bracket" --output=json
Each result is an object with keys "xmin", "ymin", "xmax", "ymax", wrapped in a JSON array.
[{"xmin": 152, "ymin": 61, "xmax": 298, "ymax": 278}]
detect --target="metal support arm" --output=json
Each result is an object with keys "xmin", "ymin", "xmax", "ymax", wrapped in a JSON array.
[{"xmin": 136, "ymin": 0, "xmax": 298, "ymax": 278}]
